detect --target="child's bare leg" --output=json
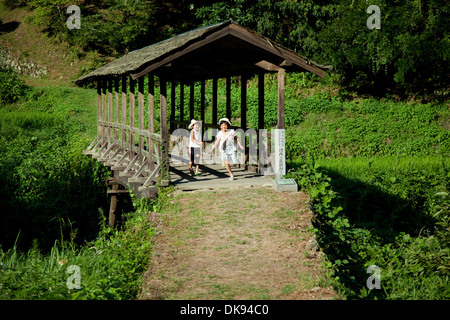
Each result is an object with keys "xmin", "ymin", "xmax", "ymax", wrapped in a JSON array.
[{"xmin": 224, "ymin": 161, "xmax": 234, "ymax": 178}]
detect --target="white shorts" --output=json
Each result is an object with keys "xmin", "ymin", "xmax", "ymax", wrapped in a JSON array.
[{"xmin": 221, "ymin": 151, "xmax": 239, "ymax": 164}]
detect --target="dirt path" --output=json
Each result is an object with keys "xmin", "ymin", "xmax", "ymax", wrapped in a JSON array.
[{"xmin": 139, "ymin": 187, "xmax": 339, "ymax": 300}]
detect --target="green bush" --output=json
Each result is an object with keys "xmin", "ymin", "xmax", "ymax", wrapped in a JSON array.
[{"xmin": 0, "ymin": 67, "xmax": 30, "ymax": 104}]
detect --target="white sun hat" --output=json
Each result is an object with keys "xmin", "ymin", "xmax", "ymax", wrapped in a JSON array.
[
  {"xmin": 188, "ymin": 119, "xmax": 200, "ymax": 129},
  {"xmin": 218, "ymin": 118, "xmax": 231, "ymax": 126}
]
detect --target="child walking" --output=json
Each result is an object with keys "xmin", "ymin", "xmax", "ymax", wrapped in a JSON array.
[
  {"xmin": 188, "ymin": 119, "xmax": 203, "ymax": 175},
  {"xmin": 211, "ymin": 118, "xmax": 243, "ymax": 180}
]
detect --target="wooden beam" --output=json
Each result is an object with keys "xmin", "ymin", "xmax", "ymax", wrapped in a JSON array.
[
  {"xmin": 255, "ymin": 60, "xmax": 283, "ymax": 72},
  {"xmin": 107, "ymin": 189, "xmax": 130, "ymax": 196},
  {"xmin": 277, "ymin": 68, "xmax": 285, "ymax": 129},
  {"xmin": 280, "ymin": 60, "xmax": 293, "ymax": 67}
]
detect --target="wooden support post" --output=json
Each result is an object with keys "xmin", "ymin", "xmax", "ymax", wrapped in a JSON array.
[
  {"xmin": 108, "ymin": 80, "xmax": 113, "ymax": 140},
  {"xmin": 114, "ymin": 79, "xmax": 119, "ymax": 142},
  {"xmin": 212, "ymin": 78, "xmax": 218, "ymax": 125},
  {"xmin": 129, "ymin": 76, "xmax": 136, "ymax": 155},
  {"xmin": 138, "ymin": 77, "xmax": 145, "ymax": 153},
  {"xmin": 226, "ymin": 76, "xmax": 231, "ymax": 120},
  {"xmin": 189, "ymin": 82, "xmax": 194, "ymax": 121},
  {"xmin": 170, "ymin": 81, "xmax": 176, "ymax": 132},
  {"xmin": 148, "ymin": 74, "xmax": 155, "ymax": 133},
  {"xmin": 258, "ymin": 72, "xmax": 265, "ymax": 174},
  {"xmin": 108, "ymin": 171, "xmax": 119, "ymax": 228},
  {"xmin": 121, "ymin": 76, "xmax": 127, "ymax": 152},
  {"xmin": 102, "ymin": 80, "xmax": 107, "ymax": 141},
  {"xmin": 200, "ymin": 79, "xmax": 205, "ymax": 123},
  {"xmin": 179, "ymin": 83, "xmax": 184, "ymax": 122},
  {"xmin": 240, "ymin": 74, "xmax": 248, "ymax": 168},
  {"xmin": 97, "ymin": 80, "xmax": 101, "ymax": 138},
  {"xmin": 277, "ymin": 68, "xmax": 285, "ymax": 129},
  {"xmin": 160, "ymin": 78, "xmax": 169, "ymax": 175},
  {"xmin": 241, "ymin": 74, "xmax": 247, "ymax": 129},
  {"xmin": 258, "ymin": 73, "xmax": 265, "ymax": 131},
  {"xmin": 109, "ymin": 192, "xmax": 118, "ymax": 228},
  {"xmin": 200, "ymin": 79, "xmax": 205, "ymax": 137},
  {"xmin": 148, "ymin": 74, "xmax": 155, "ymax": 174}
]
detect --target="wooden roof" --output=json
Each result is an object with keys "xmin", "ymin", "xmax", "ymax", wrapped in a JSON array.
[{"xmin": 75, "ymin": 20, "xmax": 327, "ymax": 85}]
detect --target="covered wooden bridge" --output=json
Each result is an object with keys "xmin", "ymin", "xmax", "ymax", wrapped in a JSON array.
[{"xmin": 75, "ymin": 20, "xmax": 326, "ymax": 224}]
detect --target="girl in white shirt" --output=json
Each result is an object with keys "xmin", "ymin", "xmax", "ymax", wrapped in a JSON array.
[
  {"xmin": 211, "ymin": 118, "xmax": 243, "ymax": 180},
  {"xmin": 188, "ymin": 119, "xmax": 203, "ymax": 175}
]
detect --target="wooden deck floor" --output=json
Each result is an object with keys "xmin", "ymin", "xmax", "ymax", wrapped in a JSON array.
[{"xmin": 169, "ymin": 162, "xmax": 275, "ymax": 191}]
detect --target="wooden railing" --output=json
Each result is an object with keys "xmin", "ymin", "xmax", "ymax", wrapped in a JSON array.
[{"xmin": 83, "ymin": 120, "xmax": 163, "ymax": 190}]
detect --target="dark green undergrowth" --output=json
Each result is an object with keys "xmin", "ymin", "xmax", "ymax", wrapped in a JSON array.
[
  {"xmin": 286, "ymin": 156, "xmax": 449, "ymax": 299},
  {"xmin": 0, "ymin": 192, "xmax": 158, "ymax": 300}
]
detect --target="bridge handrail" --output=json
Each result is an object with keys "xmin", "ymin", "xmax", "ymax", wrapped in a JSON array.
[{"xmin": 98, "ymin": 120, "xmax": 162, "ymax": 142}]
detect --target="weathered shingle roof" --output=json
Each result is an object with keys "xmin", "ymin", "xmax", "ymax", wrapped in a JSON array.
[{"xmin": 75, "ymin": 20, "xmax": 327, "ymax": 85}]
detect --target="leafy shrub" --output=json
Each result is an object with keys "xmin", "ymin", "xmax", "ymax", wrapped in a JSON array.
[{"xmin": 0, "ymin": 67, "xmax": 30, "ymax": 104}]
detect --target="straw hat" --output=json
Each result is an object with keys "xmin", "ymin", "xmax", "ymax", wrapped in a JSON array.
[
  {"xmin": 218, "ymin": 118, "xmax": 231, "ymax": 127},
  {"xmin": 188, "ymin": 119, "xmax": 199, "ymax": 129}
]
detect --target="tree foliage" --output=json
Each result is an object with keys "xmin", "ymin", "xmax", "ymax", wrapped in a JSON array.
[
  {"xmin": 26, "ymin": 0, "xmax": 200, "ymax": 56},
  {"xmin": 24, "ymin": 0, "xmax": 449, "ymax": 99},
  {"xmin": 319, "ymin": 0, "xmax": 449, "ymax": 99}
]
